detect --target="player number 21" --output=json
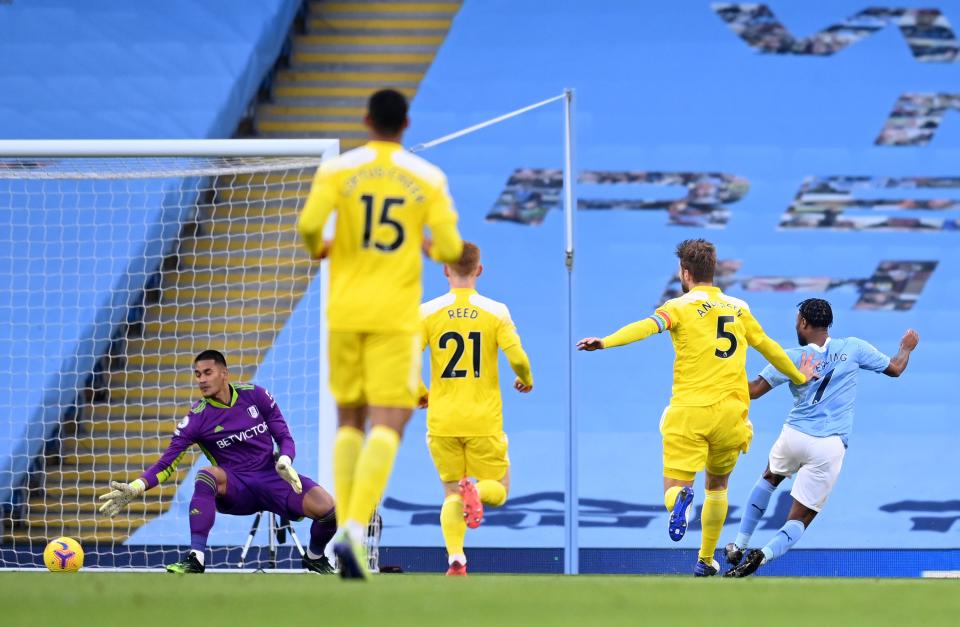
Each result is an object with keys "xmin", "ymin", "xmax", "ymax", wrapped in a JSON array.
[
  {"xmin": 361, "ymin": 194, "xmax": 405, "ymax": 251},
  {"xmin": 439, "ymin": 331, "xmax": 481, "ymax": 379}
]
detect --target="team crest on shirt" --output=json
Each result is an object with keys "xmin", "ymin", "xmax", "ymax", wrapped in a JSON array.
[{"xmin": 247, "ymin": 406, "xmax": 259, "ymax": 419}]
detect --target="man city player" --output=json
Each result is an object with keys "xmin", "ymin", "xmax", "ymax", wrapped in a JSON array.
[
  {"xmin": 99, "ymin": 350, "xmax": 337, "ymax": 574},
  {"xmin": 724, "ymin": 299, "xmax": 919, "ymax": 577}
]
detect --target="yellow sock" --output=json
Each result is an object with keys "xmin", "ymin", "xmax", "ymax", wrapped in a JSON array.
[
  {"xmin": 345, "ymin": 425, "xmax": 400, "ymax": 528},
  {"xmin": 333, "ymin": 426, "xmax": 364, "ymax": 526},
  {"xmin": 664, "ymin": 485, "xmax": 683, "ymax": 512},
  {"xmin": 440, "ymin": 494, "xmax": 466, "ymax": 561},
  {"xmin": 476, "ymin": 480, "xmax": 507, "ymax": 507},
  {"xmin": 699, "ymin": 489, "xmax": 728, "ymax": 562}
]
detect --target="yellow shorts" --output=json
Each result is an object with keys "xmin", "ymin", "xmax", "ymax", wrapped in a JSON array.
[
  {"xmin": 426, "ymin": 432, "xmax": 510, "ymax": 483},
  {"xmin": 660, "ymin": 393, "xmax": 753, "ymax": 481},
  {"xmin": 328, "ymin": 331, "xmax": 420, "ymax": 409}
]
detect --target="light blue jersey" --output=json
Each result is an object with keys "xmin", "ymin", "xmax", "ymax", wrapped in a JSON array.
[{"xmin": 758, "ymin": 337, "xmax": 890, "ymax": 447}]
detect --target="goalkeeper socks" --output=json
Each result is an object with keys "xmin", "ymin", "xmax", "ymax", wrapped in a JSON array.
[
  {"xmin": 761, "ymin": 519, "xmax": 805, "ymax": 562},
  {"xmin": 333, "ymin": 426, "xmax": 364, "ymax": 526},
  {"xmin": 345, "ymin": 425, "xmax": 400, "ymax": 535},
  {"xmin": 308, "ymin": 507, "xmax": 337, "ymax": 558},
  {"xmin": 734, "ymin": 478, "xmax": 777, "ymax": 549},
  {"xmin": 189, "ymin": 469, "xmax": 218, "ymax": 552},
  {"xmin": 476, "ymin": 480, "xmax": 507, "ymax": 508},
  {"xmin": 663, "ymin": 485, "xmax": 684, "ymax": 512},
  {"xmin": 440, "ymin": 494, "xmax": 467, "ymax": 564},
  {"xmin": 698, "ymin": 488, "xmax": 728, "ymax": 562}
]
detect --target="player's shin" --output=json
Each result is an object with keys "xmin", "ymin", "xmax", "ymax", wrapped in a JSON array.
[
  {"xmin": 734, "ymin": 478, "xmax": 777, "ymax": 549},
  {"xmin": 344, "ymin": 425, "xmax": 400, "ymax": 539},
  {"xmin": 476, "ymin": 480, "xmax": 507, "ymax": 507},
  {"xmin": 308, "ymin": 508, "xmax": 337, "ymax": 559},
  {"xmin": 761, "ymin": 519, "xmax": 805, "ymax": 562},
  {"xmin": 189, "ymin": 470, "xmax": 219, "ymax": 563},
  {"xmin": 333, "ymin": 426, "xmax": 364, "ymax": 526},
  {"xmin": 441, "ymin": 494, "xmax": 467, "ymax": 565},
  {"xmin": 699, "ymin": 489, "xmax": 728, "ymax": 562}
]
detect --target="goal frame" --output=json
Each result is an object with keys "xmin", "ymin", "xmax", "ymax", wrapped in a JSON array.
[{"xmin": 0, "ymin": 139, "xmax": 340, "ymax": 541}]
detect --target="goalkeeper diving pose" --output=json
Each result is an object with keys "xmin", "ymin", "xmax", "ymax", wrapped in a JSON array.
[
  {"xmin": 98, "ymin": 350, "xmax": 337, "ymax": 574},
  {"xmin": 578, "ymin": 239, "xmax": 817, "ymax": 576},
  {"xmin": 419, "ymin": 242, "xmax": 534, "ymax": 576},
  {"xmin": 724, "ymin": 299, "xmax": 918, "ymax": 577}
]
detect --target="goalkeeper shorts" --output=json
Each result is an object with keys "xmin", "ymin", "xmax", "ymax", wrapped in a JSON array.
[{"xmin": 215, "ymin": 468, "xmax": 318, "ymax": 519}]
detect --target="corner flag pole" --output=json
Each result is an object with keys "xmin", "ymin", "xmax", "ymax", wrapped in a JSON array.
[{"xmin": 562, "ymin": 88, "xmax": 579, "ymax": 575}]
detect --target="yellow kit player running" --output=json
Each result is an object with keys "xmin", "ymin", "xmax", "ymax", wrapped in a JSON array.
[
  {"xmin": 419, "ymin": 242, "xmax": 533, "ymax": 577},
  {"xmin": 577, "ymin": 239, "xmax": 816, "ymax": 577},
  {"xmin": 297, "ymin": 89, "xmax": 464, "ymax": 580}
]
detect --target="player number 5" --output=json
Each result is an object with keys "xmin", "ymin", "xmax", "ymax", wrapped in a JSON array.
[{"xmin": 715, "ymin": 315, "xmax": 738, "ymax": 359}]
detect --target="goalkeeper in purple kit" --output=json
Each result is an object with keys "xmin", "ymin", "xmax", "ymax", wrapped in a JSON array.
[{"xmin": 98, "ymin": 350, "xmax": 337, "ymax": 574}]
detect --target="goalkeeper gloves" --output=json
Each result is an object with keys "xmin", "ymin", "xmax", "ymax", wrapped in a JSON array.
[
  {"xmin": 98, "ymin": 478, "xmax": 146, "ymax": 517},
  {"xmin": 275, "ymin": 455, "xmax": 302, "ymax": 494}
]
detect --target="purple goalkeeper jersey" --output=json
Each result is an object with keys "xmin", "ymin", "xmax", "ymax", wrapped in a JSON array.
[{"xmin": 141, "ymin": 383, "xmax": 295, "ymax": 489}]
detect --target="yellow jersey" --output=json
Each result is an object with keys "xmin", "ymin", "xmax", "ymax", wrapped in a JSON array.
[
  {"xmin": 421, "ymin": 288, "xmax": 533, "ymax": 436},
  {"xmin": 297, "ymin": 140, "xmax": 463, "ymax": 333},
  {"xmin": 603, "ymin": 285, "xmax": 806, "ymax": 407}
]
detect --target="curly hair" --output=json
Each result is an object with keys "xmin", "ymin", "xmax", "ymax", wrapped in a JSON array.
[
  {"xmin": 798, "ymin": 298, "xmax": 833, "ymax": 329},
  {"xmin": 675, "ymin": 239, "xmax": 716, "ymax": 283}
]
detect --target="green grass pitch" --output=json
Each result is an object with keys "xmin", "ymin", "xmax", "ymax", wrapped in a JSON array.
[{"xmin": 2, "ymin": 572, "xmax": 957, "ymax": 627}]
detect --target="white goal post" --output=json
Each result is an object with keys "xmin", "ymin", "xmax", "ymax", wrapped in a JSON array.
[{"xmin": 0, "ymin": 138, "xmax": 339, "ymax": 569}]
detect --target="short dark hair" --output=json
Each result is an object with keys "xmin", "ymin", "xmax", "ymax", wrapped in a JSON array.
[
  {"xmin": 194, "ymin": 349, "xmax": 227, "ymax": 368},
  {"xmin": 367, "ymin": 89, "xmax": 408, "ymax": 135},
  {"xmin": 675, "ymin": 239, "xmax": 716, "ymax": 283},
  {"xmin": 798, "ymin": 298, "xmax": 833, "ymax": 328}
]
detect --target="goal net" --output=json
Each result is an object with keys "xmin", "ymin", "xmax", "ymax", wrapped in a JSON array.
[{"xmin": 0, "ymin": 140, "xmax": 338, "ymax": 569}]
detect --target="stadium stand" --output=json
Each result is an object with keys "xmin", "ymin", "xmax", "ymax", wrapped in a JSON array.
[
  {"xmin": 1, "ymin": 0, "xmax": 957, "ymax": 577},
  {"xmin": 253, "ymin": 1, "xmax": 461, "ymax": 147}
]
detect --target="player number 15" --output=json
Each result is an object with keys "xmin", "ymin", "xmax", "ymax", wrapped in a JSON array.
[{"xmin": 361, "ymin": 194, "xmax": 405, "ymax": 252}]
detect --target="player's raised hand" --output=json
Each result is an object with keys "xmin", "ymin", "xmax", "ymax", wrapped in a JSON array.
[
  {"xmin": 901, "ymin": 329, "xmax": 919, "ymax": 351},
  {"xmin": 576, "ymin": 337, "xmax": 605, "ymax": 351},
  {"xmin": 275, "ymin": 455, "xmax": 302, "ymax": 494},
  {"xmin": 98, "ymin": 479, "xmax": 145, "ymax": 517},
  {"xmin": 514, "ymin": 378, "xmax": 533, "ymax": 393},
  {"xmin": 798, "ymin": 352, "xmax": 821, "ymax": 383}
]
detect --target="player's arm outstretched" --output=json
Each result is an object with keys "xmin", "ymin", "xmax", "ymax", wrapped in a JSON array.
[
  {"xmin": 98, "ymin": 420, "xmax": 195, "ymax": 517},
  {"xmin": 748, "ymin": 352, "xmax": 817, "ymax": 399},
  {"xmin": 577, "ymin": 309, "xmax": 670, "ymax": 351},
  {"xmin": 883, "ymin": 329, "xmax": 919, "ymax": 377},
  {"xmin": 258, "ymin": 387, "xmax": 302, "ymax": 494},
  {"xmin": 742, "ymin": 311, "xmax": 816, "ymax": 385}
]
